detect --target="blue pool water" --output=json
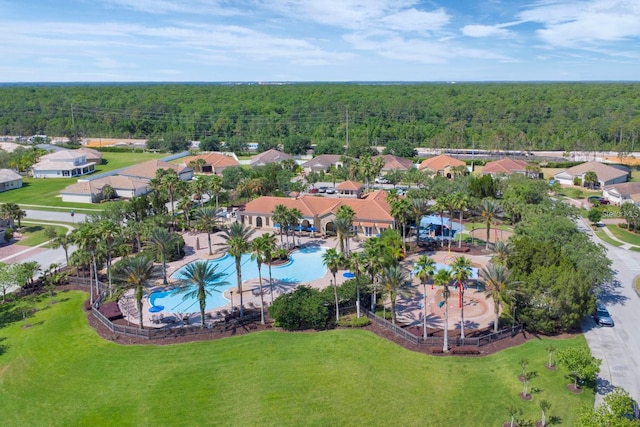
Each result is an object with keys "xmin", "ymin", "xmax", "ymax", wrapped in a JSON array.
[{"xmin": 148, "ymin": 245, "xmax": 328, "ymax": 313}]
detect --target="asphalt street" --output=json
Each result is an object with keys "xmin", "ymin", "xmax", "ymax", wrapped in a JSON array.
[{"xmin": 580, "ymin": 218, "xmax": 640, "ymax": 407}]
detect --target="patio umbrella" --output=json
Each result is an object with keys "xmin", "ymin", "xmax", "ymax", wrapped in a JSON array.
[
  {"xmin": 343, "ymin": 272, "xmax": 356, "ymax": 279},
  {"xmin": 307, "ymin": 226, "xmax": 317, "ymax": 232},
  {"xmin": 274, "ymin": 223, "xmax": 281, "ymax": 228},
  {"xmin": 295, "ymin": 225, "xmax": 305, "ymax": 231}
]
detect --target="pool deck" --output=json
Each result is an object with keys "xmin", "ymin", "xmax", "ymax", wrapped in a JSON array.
[{"xmin": 123, "ymin": 229, "xmax": 496, "ymax": 330}]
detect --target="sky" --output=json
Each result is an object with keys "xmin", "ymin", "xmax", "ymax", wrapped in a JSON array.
[{"xmin": 1, "ymin": 0, "xmax": 639, "ymax": 82}]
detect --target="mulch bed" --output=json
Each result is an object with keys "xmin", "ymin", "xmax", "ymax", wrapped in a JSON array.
[{"xmin": 60, "ymin": 285, "xmax": 578, "ymax": 354}]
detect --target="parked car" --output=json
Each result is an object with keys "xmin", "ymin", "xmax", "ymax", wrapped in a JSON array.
[
  {"xmin": 593, "ymin": 304, "xmax": 614, "ymax": 326},
  {"xmin": 309, "ymin": 188, "xmax": 319, "ymax": 194},
  {"xmin": 318, "ymin": 186, "xmax": 327, "ymax": 193},
  {"xmin": 326, "ymin": 187, "xmax": 336, "ymax": 194},
  {"xmin": 375, "ymin": 176, "xmax": 389, "ymax": 184},
  {"xmin": 588, "ymin": 195, "xmax": 610, "ymax": 205}
]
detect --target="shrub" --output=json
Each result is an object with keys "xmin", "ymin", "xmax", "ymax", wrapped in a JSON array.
[
  {"xmin": 337, "ymin": 314, "xmax": 370, "ymax": 327},
  {"xmin": 375, "ymin": 309, "xmax": 392, "ymax": 320},
  {"xmin": 268, "ymin": 286, "xmax": 329, "ymax": 330}
]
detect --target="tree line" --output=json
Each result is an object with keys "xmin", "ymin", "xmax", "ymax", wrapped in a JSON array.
[{"xmin": 0, "ymin": 82, "xmax": 639, "ymax": 154}]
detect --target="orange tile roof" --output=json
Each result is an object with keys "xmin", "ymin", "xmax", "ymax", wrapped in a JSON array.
[
  {"xmin": 336, "ymin": 180, "xmax": 363, "ymax": 190},
  {"xmin": 242, "ymin": 190, "xmax": 393, "ymax": 223},
  {"xmin": 183, "ymin": 152, "xmax": 239, "ymax": 167},
  {"xmin": 119, "ymin": 159, "xmax": 191, "ymax": 180},
  {"xmin": 482, "ymin": 158, "xmax": 529, "ymax": 175},
  {"xmin": 418, "ymin": 154, "xmax": 465, "ymax": 171},
  {"xmin": 378, "ymin": 154, "xmax": 414, "ymax": 171}
]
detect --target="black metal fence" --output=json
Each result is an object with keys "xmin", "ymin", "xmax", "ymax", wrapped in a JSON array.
[{"xmin": 364, "ymin": 310, "xmax": 522, "ymax": 348}]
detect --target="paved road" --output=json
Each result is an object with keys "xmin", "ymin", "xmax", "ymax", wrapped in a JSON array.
[
  {"xmin": 25, "ymin": 209, "xmax": 88, "ymax": 224},
  {"xmin": 580, "ymin": 218, "xmax": 640, "ymax": 406}
]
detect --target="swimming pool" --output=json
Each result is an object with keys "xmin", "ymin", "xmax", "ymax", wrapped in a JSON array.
[{"xmin": 148, "ymin": 245, "xmax": 328, "ymax": 313}]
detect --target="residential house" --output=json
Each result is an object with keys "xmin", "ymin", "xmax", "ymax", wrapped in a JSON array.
[
  {"xmin": 554, "ymin": 161, "xmax": 629, "ymax": 187},
  {"xmin": 336, "ymin": 180, "xmax": 364, "ymax": 198},
  {"xmin": 602, "ymin": 182, "xmax": 640, "ymax": 206},
  {"xmin": 240, "ymin": 190, "xmax": 394, "ymax": 238},
  {"xmin": 250, "ymin": 149, "xmax": 293, "ymax": 166},
  {"xmin": 78, "ymin": 147, "xmax": 103, "ymax": 164},
  {"xmin": 481, "ymin": 158, "xmax": 531, "ymax": 177},
  {"xmin": 418, "ymin": 154, "xmax": 466, "ymax": 177},
  {"xmin": 31, "ymin": 150, "xmax": 96, "ymax": 178},
  {"xmin": 0, "ymin": 169, "xmax": 22, "ymax": 192},
  {"xmin": 301, "ymin": 154, "xmax": 348, "ymax": 173},
  {"xmin": 61, "ymin": 176, "xmax": 150, "ymax": 204},
  {"xmin": 119, "ymin": 159, "xmax": 193, "ymax": 181},
  {"xmin": 181, "ymin": 152, "xmax": 240, "ymax": 174},
  {"xmin": 377, "ymin": 154, "xmax": 414, "ymax": 174}
]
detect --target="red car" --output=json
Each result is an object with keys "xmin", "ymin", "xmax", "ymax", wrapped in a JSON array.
[{"xmin": 309, "ymin": 188, "xmax": 319, "ymax": 194}]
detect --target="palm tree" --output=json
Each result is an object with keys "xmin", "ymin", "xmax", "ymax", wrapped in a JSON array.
[
  {"xmin": 334, "ymin": 216, "xmax": 352, "ymax": 254},
  {"xmin": 335, "ymin": 205, "xmax": 355, "ymax": 254},
  {"xmin": 433, "ymin": 267, "xmax": 453, "ymax": 352},
  {"xmin": 322, "ymin": 248, "xmax": 343, "ymax": 322},
  {"xmin": 250, "ymin": 234, "xmax": 270, "ymax": 324},
  {"xmin": 219, "ymin": 222, "xmax": 255, "ymax": 317},
  {"xmin": 491, "ymin": 240, "xmax": 512, "ymax": 265},
  {"xmin": 96, "ymin": 219, "xmax": 120, "ymax": 296},
  {"xmin": 415, "ymin": 255, "xmax": 436, "ymax": 340},
  {"xmin": 479, "ymin": 199, "xmax": 503, "ymax": 250},
  {"xmin": 195, "ymin": 206, "xmax": 219, "ymax": 255},
  {"xmin": 159, "ymin": 168, "xmax": 180, "ymax": 223},
  {"xmin": 481, "ymin": 263, "xmax": 517, "ymax": 332},
  {"xmin": 450, "ymin": 256, "xmax": 472, "ymax": 340},
  {"xmin": 433, "ymin": 196, "xmax": 449, "ymax": 247},
  {"xmin": 451, "ymin": 192, "xmax": 469, "ymax": 248},
  {"xmin": 175, "ymin": 261, "xmax": 228, "ymax": 329},
  {"xmin": 146, "ymin": 227, "xmax": 178, "ymax": 286},
  {"xmin": 72, "ymin": 223, "xmax": 100, "ymax": 303},
  {"xmin": 272, "ymin": 204, "xmax": 289, "ymax": 248},
  {"xmin": 379, "ymin": 265, "xmax": 411, "ymax": 325},
  {"xmin": 207, "ymin": 174, "xmax": 223, "ymax": 210},
  {"xmin": 260, "ymin": 232, "xmax": 278, "ymax": 304},
  {"xmin": 1, "ymin": 202, "xmax": 27, "ymax": 228},
  {"xmin": 410, "ymin": 199, "xmax": 429, "ymax": 247},
  {"xmin": 347, "ymin": 251, "xmax": 366, "ymax": 318},
  {"xmin": 389, "ymin": 197, "xmax": 411, "ymax": 250},
  {"xmin": 115, "ymin": 255, "xmax": 154, "ymax": 329},
  {"xmin": 583, "ymin": 170, "xmax": 598, "ymax": 189},
  {"xmin": 287, "ymin": 208, "xmax": 303, "ymax": 247},
  {"xmin": 50, "ymin": 231, "xmax": 73, "ymax": 266}
]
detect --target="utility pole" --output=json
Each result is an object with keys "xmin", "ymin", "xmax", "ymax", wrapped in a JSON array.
[{"xmin": 345, "ymin": 106, "xmax": 349, "ymax": 151}]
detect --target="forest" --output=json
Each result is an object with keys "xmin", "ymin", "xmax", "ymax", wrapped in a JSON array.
[{"xmin": 0, "ymin": 82, "xmax": 639, "ymax": 154}]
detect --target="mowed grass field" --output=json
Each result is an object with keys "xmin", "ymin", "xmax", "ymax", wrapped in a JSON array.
[
  {"xmin": 0, "ymin": 291, "xmax": 593, "ymax": 426},
  {"xmin": 1, "ymin": 152, "xmax": 166, "ymax": 209}
]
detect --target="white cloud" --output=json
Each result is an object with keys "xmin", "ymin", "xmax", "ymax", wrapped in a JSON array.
[
  {"xmin": 461, "ymin": 24, "xmax": 513, "ymax": 38},
  {"xmin": 102, "ymin": 0, "xmax": 243, "ymax": 16},
  {"xmin": 518, "ymin": 0, "xmax": 640, "ymax": 47}
]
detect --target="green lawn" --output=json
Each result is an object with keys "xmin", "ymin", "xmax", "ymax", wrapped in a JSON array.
[
  {"xmin": 594, "ymin": 228, "xmax": 624, "ymax": 247},
  {"xmin": 605, "ymin": 224, "xmax": 640, "ymax": 247},
  {"xmin": 0, "ymin": 291, "xmax": 593, "ymax": 426},
  {"xmin": 15, "ymin": 223, "xmax": 69, "ymax": 247},
  {"xmin": 1, "ymin": 152, "xmax": 166, "ymax": 208}
]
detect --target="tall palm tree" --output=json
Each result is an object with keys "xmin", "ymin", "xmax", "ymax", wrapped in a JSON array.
[
  {"xmin": 452, "ymin": 192, "xmax": 469, "ymax": 248},
  {"xmin": 479, "ymin": 199, "xmax": 503, "ymax": 250},
  {"xmin": 379, "ymin": 265, "xmax": 411, "ymax": 325},
  {"xmin": 159, "ymin": 168, "xmax": 180, "ymax": 223},
  {"xmin": 1, "ymin": 203, "xmax": 27, "ymax": 228},
  {"xmin": 72, "ymin": 223, "xmax": 100, "ymax": 303},
  {"xmin": 175, "ymin": 261, "xmax": 228, "ymax": 329},
  {"xmin": 450, "ymin": 256, "xmax": 473, "ymax": 340},
  {"xmin": 410, "ymin": 199, "xmax": 429, "ymax": 248},
  {"xmin": 433, "ymin": 196, "xmax": 449, "ymax": 247},
  {"xmin": 219, "ymin": 222, "xmax": 255, "ymax": 317},
  {"xmin": 434, "ymin": 267, "xmax": 453, "ymax": 352},
  {"xmin": 389, "ymin": 197, "xmax": 411, "ymax": 250},
  {"xmin": 491, "ymin": 240, "xmax": 512, "ymax": 265},
  {"xmin": 50, "ymin": 231, "xmax": 73, "ymax": 266},
  {"xmin": 415, "ymin": 255, "xmax": 436, "ymax": 340},
  {"xmin": 115, "ymin": 254, "xmax": 154, "ymax": 329},
  {"xmin": 347, "ymin": 251, "xmax": 366, "ymax": 318},
  {"xmin": 146, "ymin": 227, "xmax": 178, "ymax": 286},
  {"xmin": 96, "ymin": 219, "xmax": 120, "ymax": 296},
  {"xmin": 287, "ymin": 208, "xmax": 303, "ymax": 247},
  {"xmin": 207, "ymin": 174, "xmax": 223, "ymax": 210},
  {"xmin": 272, "ymin": 204, "xmax": 289, "ymax": 248},
  {"xmin": 250, "ymin": 234, "xmax": 270, "ymax": 324},
  {"xmin": 322, "ymin": 248, "xmax": 343, "ymax": 322},
  {"xmin": 334, "ymin": 216, "xmax": 352, "ymax": 254},
  {"xmin": 480, "ymin": 263, "xmax": 517, "ymax": 332},
  {"xmin": 195, "ymin": 206, "xmax": 219, "ymax": 255},
  {"xmin": 260, "ymin": 232, "xmax": 278, "ymax": 304},
  {"xmin": 335, "ymin": 205, "xmax": 355, "ymax": 254}
]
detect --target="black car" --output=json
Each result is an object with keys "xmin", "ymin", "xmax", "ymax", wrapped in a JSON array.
[{"xmin": 593, "ymin": 304, "xmax": 614, "ymax": 326}]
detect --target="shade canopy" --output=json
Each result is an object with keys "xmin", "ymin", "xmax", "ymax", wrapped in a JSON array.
[{"xmin": 343, "ymin": 272, "xmax": 356, "ymax": 278}]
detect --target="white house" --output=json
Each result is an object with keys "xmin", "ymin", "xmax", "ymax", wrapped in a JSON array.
[
  {"xmin": 0, "ymin": 169, "xmax": 22, "ymax": 192},
  {"xmin": 31, "ymin": 150, "xmax": 96, "ymax": 178},
  {"xmin": 553, "ymin": 161, "xmax": 629, "ymax": 187},
  {"xmin": 60, "ymin": 176, "xmax": 150, "ymax": 204},
  {"xmin": 602, "ymin": 182, "xmax": 640, "ymax": 206}
]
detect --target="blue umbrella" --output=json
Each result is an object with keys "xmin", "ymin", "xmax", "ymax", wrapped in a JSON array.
[
  {"xmin": 274, "ymin": 223, "xmax": 281, "ymax": 228},
  {"xmin": 343, "ymin": 272, "xmax": 356, "ymax": 279},
  {"xmin": 295, "ymin": 225, "xmax": 305, "ymax": 231},
  {"xmin": 307, "ymin": 226, "xmax": 317, "ymax": 232}
]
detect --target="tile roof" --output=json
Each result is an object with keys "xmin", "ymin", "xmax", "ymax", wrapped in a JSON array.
[
  {"xmin": 32, "ymin": 160, "xmax": 95, "ymax": 171},
  {"xmin": 119, "ymin": 159, "xmax": 191, "ymax": 180},
  {"xmin": 418, "ymin": 154, "xmax": 465, "ymax": 171},
  {"xmin": 378, "ymin": 154, "xmax": 414, "ymax": 171},
  {"xmin": 183, "ymin": 152, "xmax": 240, "ymax": 167},
  {"xmin": 482, "ymin": 158, "xmax": 530, "ymax": 175},
  {"xmin": 62, "ymin": 176, "xmax": 150, "ymax": 195},
  {"xmin": 60, "ymin": 180, "xmax": 102, "ymax": 195},
  {"xmin": 603, "ymin": 181, "xmax": 640, "ymax": 197},
  {"xmin": 301, "ymin": 154, "xmax": 349, "ymax": 169},
  {"xmin": 250, "ymin": 149, "xmax": 293, "ymax": 166},
  {"xmin": 336, "ymin": 180, "xmax": 363, "ymax": 190},
  {"xmin": 242, "ymin": 190, "xmax": 393, "ymax": 223},
  {"xmin": 40, "ymin": 150, "xmax": 86, "ymax": 161},
  {"xmin": 560, "ymin": 161, "xmax": 628, "ymax": 183}
]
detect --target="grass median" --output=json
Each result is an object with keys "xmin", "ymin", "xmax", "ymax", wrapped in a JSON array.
[{"xmin": 0, "ymin": 291, "xmax": 592, "ymax": 426}]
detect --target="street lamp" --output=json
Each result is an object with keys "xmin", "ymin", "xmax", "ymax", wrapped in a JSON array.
[
  {"xmin": 70, "ymin": 209, "xmax": 75, "ymax": 223},
  {"xmin": 230, "ymin": 290, "xmax": 234, "ymax": 311}
]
